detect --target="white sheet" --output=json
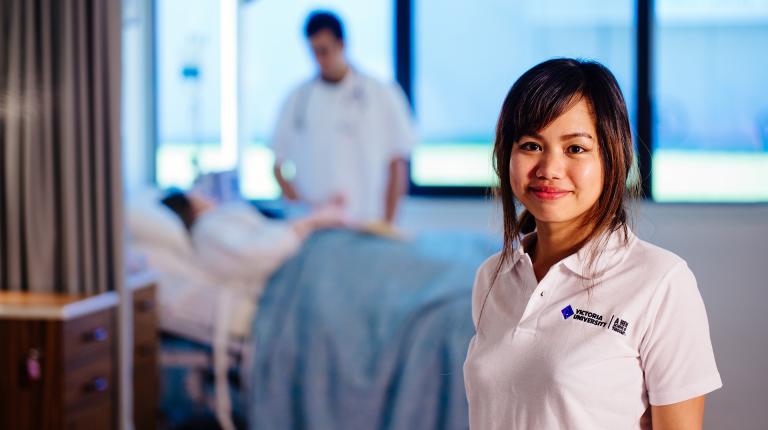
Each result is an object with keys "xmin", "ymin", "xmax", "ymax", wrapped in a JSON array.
[
  {"xmin": 126, "ymin": 200, "xmax": 302, "ymax": 350},
  {"xmin": 130, "ymin": 243, "xmax": 251, "ymax": 350},
  {"xmin": 127, "ymin": 195, "xmax": 306, "ymax": 430},
  {"xmin": 191, "ymin": 202, "xmax": 302, "ymax": 284}
]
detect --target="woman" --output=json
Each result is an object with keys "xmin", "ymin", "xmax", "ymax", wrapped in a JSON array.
[{"xmin": 463, "ymin": 59, "xmax": 721, "ymax": 429}]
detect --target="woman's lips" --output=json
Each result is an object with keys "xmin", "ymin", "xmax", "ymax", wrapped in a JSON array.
[{"xmin": 529, "ymin": 187, "xmax": 571, "ymax": 200}]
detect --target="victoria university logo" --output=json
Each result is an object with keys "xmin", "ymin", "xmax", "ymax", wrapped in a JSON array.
[{"xmin": 561, "ymin": 305, "xmax": 629, "ymax": 335}]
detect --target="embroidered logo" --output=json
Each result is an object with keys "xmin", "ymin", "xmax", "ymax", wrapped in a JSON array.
[
  {"xmin": 573, "ymin": 308, "xmax": 608, "ymax": 328},
  {"xmin": 561, "ymin": 305, "xmax": 575, "ymax": 319},
  {"xmin": 611, "ymin": 318, "xmax": 629, "ymax": 335},
  {"xmin": 562, "ymin": 304, "xmax": 630, "ymax": 335}
]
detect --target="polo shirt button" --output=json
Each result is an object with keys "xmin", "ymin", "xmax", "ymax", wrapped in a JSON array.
[{"xmin": 540, "ymin": 291, "xmax": 544, "ymax": 297}]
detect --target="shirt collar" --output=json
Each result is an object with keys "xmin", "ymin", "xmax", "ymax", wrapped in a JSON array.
[
  {"xmin": 507, "ymin": 227, "xmax": 636, "ymax": 279},
  {"xmin": 317, "ymin": 67, "xmax": 357, "ymax": 88},
  {"xmin": 498, "ymin": 232, "xmax": 535, "ymax": 273},
  {"xmin": 561, "ymin": 227, "xmax": 636, "ymax": 279}
]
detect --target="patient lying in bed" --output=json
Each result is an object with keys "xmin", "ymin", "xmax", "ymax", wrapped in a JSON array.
[
  {"xmin": 160, "ymin": 191, "xmax": 347, "ymax": 282},
  {"xmin": 127, "ymin": 190, "xmax": 347, "ymax": 349},
  {"xmin": 147, "ymin": 192, "xmax": 349, "ymax": 429}
]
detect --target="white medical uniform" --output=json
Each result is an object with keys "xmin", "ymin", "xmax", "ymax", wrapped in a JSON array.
[
  {"xmin": 463, "ymin": 228, "xmax": 722, "ymax": 430},
  {"xmin": 270, "ymin": 70, "xmax": 416, "ymax": 224}
]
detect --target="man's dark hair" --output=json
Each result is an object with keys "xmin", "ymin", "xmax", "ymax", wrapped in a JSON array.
[
  {"xmin": 160, "ymin": 191, "xmax": 195, "ymax": 231},
  {"xmin": 304, "ymin": 10, "xmax": 344, "ymax": 41}
]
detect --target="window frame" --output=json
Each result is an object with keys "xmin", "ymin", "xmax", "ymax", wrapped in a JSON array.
[
  {"xmin": 398, "ymin": 0, "xmax": 654, "ymax": 198},
  {"xmin": 146, "ymin": 0, "xmax": 708, "ymax": 202}
]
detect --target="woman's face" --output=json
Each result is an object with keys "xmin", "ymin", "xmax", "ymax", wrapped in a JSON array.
[{"xmin": 509, "ymin": 98, "xmax": 604, "ymax": 228}]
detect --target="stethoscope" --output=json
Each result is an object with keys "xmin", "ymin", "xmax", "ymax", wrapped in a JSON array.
[{"xmin": 293, "ymin": 70, "xmax": 368, "ymax": 132}]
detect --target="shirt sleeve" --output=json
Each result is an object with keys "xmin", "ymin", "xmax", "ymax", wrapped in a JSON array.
[
  {"xmin": 640, "ymin": 261, "xmax": 722, "ymax": 405},
  {"xmin": 269, "ymin": 88, "xmax": 299, "ymax": 163},
  {"xmin": 381, "ymin": 82, "xmax": 417, "ymax": 159},
  {"xmin": 471, "ymin": 253, "xmax": 501, "ymax": 330}
]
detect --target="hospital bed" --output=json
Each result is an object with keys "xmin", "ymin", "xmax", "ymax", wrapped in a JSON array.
[{"xmin": 126, "ymin": 191, "xmax": 499, "ymax": 430}]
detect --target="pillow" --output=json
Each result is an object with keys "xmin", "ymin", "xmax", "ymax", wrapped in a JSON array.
[
  {"xmin": 125, "ymin": 188, "xmax": 193, "ymax": 257},
  {"xmin": 129, "ymin": 242, "xmax": 214, "ymax": 285}
]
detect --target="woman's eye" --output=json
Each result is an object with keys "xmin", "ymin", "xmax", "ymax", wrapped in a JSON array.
[
  {"xmin": 566, "ymin": 145, "xmax": 586, "ymax": 154},
  {"xmin": 519, "ymin": 142, "xmax": 541, "ymax": 151}
]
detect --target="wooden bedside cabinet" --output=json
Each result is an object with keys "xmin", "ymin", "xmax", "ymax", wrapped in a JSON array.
[
  {"xmin": 0, "ymin": 291, "xmax": 119, "ymax": 429},
  {"xmin": 128, "ymin": 272, "xmax": 160, "ymax": 430}
]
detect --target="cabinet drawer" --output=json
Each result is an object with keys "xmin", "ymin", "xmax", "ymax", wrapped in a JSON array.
[
  {"xmin": 133, "ymin": 286, "xmax": 157, "ymax": 346},
  {"xmin": 64, "ymin": 356, "xmax": 114, "ymax": 410},
  {"xmin": 134, "ymin": 341, "xmax": 158, "ymax": 366},
  {"xmin": 133, "ymin": 360, "xmax": 159, "ymax": 430},
  {"xmin": 63, "ymin": 309, "xmax": 114, "ymax": 370},
  {"xmin": 65, "ymin": 399, "xmax": 113, "ymax": 430}
]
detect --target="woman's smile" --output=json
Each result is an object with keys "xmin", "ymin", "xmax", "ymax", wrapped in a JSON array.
[{"xmin": 528, "ymin": 186, "xmax": 572, "ymax": 200}]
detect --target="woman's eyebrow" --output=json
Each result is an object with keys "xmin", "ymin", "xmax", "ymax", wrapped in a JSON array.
[
  {"xmin": 520, "ymin": 132, "xmax": 593, "ymax": 140},
  {"xmin": 561, "ymin": 132, "xmax": 593, "ymax": 140},
  {"xmin": 521, "ymin": 132, "xmax": 543, "ymax": 140}
]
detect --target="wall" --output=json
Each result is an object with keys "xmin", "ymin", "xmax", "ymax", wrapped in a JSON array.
[{"xmin": 399, "ymin": 197, "xmax": 768, "ymax": 430}]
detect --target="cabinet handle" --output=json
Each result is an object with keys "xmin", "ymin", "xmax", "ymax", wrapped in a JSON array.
[
  {"xmin": 84, "ymin": 377, "xmax": 108, "ymax": 393},
  {"xmin": 82, "ymin": 327, "xmax": 108, "ymax": 343},
  {"xmin": 26, "ymin": 349, "xmax": 42, "ymax": 382}
]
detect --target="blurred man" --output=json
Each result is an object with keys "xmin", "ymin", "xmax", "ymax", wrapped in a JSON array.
[{"xmin": 270, "ymin": 10, "xmax": 416, "ymax": 226}]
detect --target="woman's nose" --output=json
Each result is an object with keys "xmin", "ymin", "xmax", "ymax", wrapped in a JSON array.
[{"xmin": 535, "ymin": 152, "xmax": 564, "ymax": 180}]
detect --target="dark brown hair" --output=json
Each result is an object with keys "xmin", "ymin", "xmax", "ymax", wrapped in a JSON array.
[
  {"xmin": 305, "ymin": 10, "xmax": 344, "ymax": 41},
  {"xmin": 161, "ymin": 191, "xmax": 195, "ymax": 231},
  {"xmin": 481, "ymin": 58, "xmax": 640, "ymax": 324}
]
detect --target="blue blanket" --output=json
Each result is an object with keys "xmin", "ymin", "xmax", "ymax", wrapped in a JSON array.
[{"xmin": 248, "ymin": 229, "xmax": 499, "ymax": 430}]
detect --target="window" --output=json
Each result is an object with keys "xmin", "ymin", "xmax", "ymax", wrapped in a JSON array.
[
  {"xmin": 412, "ymin": 0, "xmax": 635, "ymax": 189},
  {"xmin": 151, "ymin": 0, "xmax": 767, "ymax": 203},
  {"xmin": 155, "ymin": 0, "xmax": 224, "ymax": 190},
  {"xmin": 154, "ymin": 0, "xmax": 393, "ymax": 197},
  {"xmin": 238, "ymin": 0, "xmax": 394, "ymax": 199},
  {"xmin": 653, "ymin": 0, "xmax": 768, "ymax": 202}
]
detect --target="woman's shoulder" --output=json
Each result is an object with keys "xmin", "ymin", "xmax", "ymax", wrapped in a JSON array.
[
  {"xmin": 473, "ymin": 250, "xmax": 521, "ymax": 293},
  {"xmin": 476, "ymin": 251, "xmax": 506, "ymax": 279},
  {"xmin": 624, "ymin": 234, "xmax": 690, "ymax": 279},
  {"xmin": 470, "ymin": 251, "xmax": 506, "ymax": 326}
]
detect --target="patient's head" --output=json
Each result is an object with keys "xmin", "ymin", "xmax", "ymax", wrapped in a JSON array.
[{"xmin": 160, "ymin": 191, "xmax": 215, "ymax": 231}]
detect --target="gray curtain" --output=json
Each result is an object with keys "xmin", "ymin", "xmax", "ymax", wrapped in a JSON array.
[{"xmin": 0, "ymin": 0, "xmax": 123, "ymax": 295}]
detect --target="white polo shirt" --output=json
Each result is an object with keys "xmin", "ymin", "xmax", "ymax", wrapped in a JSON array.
[
  {"xmin": 270, "ymin": 70, "xmax": 416, "ymax": 224},
  {"xmin": 463, "ymin": 229, "xmax": 721, "ymax": 429}
]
